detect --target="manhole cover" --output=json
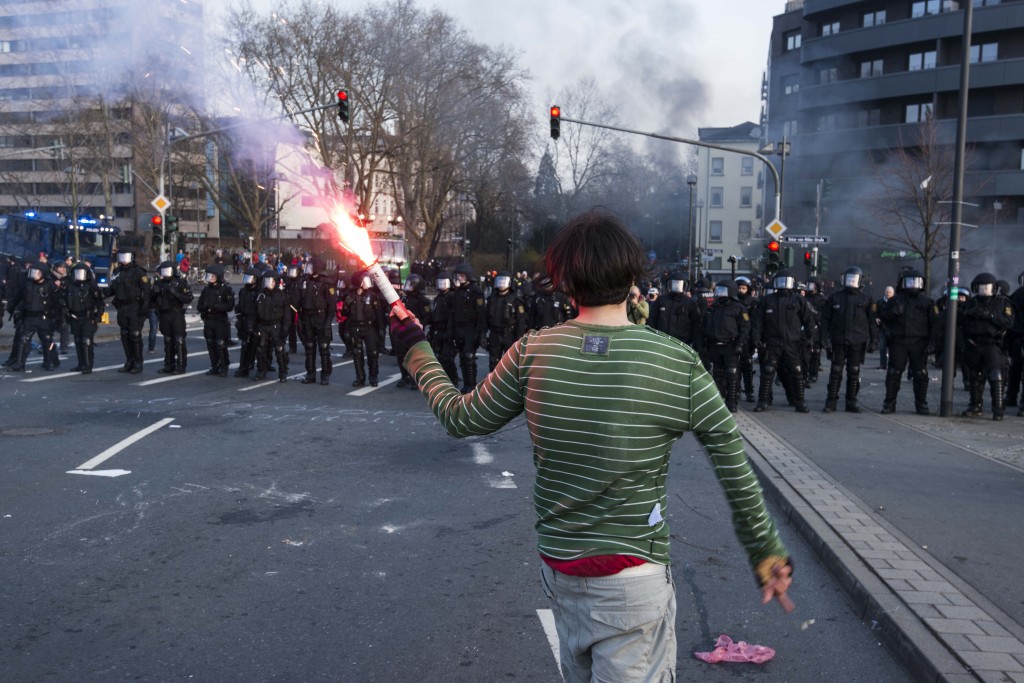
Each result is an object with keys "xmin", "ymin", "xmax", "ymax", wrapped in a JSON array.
[{"xmin": 1, "ymin": 427, "xmax": 56, "ymax": 437}]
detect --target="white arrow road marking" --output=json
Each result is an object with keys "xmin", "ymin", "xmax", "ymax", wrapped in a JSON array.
[
  {"xmin": 536, "ymin": 609, "xmax": 562, "ymax": 678},
  {"xmin": 347, "ymin": 372, "xmax": 402, "ymax": 396},
  {"xmin": 66, "ymin": 417, "xmax": 175, "ymax": 476}
]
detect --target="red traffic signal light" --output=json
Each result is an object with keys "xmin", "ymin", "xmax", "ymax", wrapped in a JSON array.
[
  {"xmin": 337, "ymin": 90, "xmax": 349, "ymax": 123},
  {"xmin": 550, "ymin": 105, "xmax": 560, "ymax": 140},
  {"xmin": 767, "ymin": 240, "xmax": 780, "ymax": 252},
  {"xmin": 803, "ymin": 251, "xmax": 813, "ymax": 265},
  {"xmin": 151, "ymin": 215, "xmax": 163, "ymax": 227}
]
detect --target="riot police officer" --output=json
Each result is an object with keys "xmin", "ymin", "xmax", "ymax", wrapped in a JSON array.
[
  {"xmin": 2, "ymin": 258, "xmax": 30, "ymax": 369},
  {"xmin": 66, "ymin": 262, "xmax": 105, "ymax": 374},
  {"xmin": 450, "ymin": 262, "xmax": 486, "ymax": 393},
  {"xmin": 343, "ymin": 271, "xmax": 386, "ymax": 387},
  {"xmin": 653, "ymin": 271, "xmax": 702, "ymax": 349},
  {"xmin": 108, "ymin": 249, "xmax": 152, "ymax": 374},
  {"xmin": 704, "ymin": 280, "xmax": 750, "ymax": 412},
  {"xmin": 752, "ymin": 270, "xmax": 816, "ymax": 413},
  {"xmin": 197, "ymin": 264, "xmax": 235, "ymax": 377},
  {"xmin": 484, "ymin": 271, "xmax": 526, "ymax": 372},
  {"xmin": 233, "ymin": 267, "xmax": 261, "ymax": 377},
  {"xmin": 395, "ymin": 274, "xmax": 432, "ymax": 388},
  {"xmin": 735, "ymin": 276, "xmax": 757, "ymax": 401},
  {"xmin": 428, "ymin": 271, "xmax": 460, "ymax": 385},
  {"xmin": 1005, "ymin": 270, "xmax": 1024, "ymax": 411},
  {"xmin": 959, "ymin": 272, "xmax": 1014, "ymax": 419},
  {"xmin": 151, "ymin": 260, "xmax": 194, "ymax": 374},
  {"xmin": 7, "ymin": 263, "xmax": 60, "ymax": 372},
  {"xmin": 878, "ymin": 269, "xmax": 938, "ymax": 414},
  {"xmin": 285, "ymin": 260, "xmax": 303, "ymax": 353},
  {"xmin": 820, "ymin": 266, "xmax": 877, "ymax": 413},
  {"xmin": 298, "ymin": 256, "xmax": 336, "ymax": 385},
  {"xmin": 527, "ymin": 274, "xmax": 571, "ymax": 331},
  {"xmin": 253, "ymin": 270, "xmax": 291, "ymax": 382},
  {"xmin": 804, "ymin": 277, "xmax": 827, "ymax": 383}
]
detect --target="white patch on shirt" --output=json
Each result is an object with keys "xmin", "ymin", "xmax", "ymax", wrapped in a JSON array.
[{"xmin": 648, "ymin": 502, "xmax": 664, "ymax": 527}]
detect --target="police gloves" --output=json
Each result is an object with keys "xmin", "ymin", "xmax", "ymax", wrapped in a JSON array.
[{"xmin": 389, "ymin": 315, "xmax": 427, "ymax": 352}]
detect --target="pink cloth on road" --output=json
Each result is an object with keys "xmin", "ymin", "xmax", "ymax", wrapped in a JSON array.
[{"xmin": 693, "ymin": 634, "xmax": 776, "ymax": 664}]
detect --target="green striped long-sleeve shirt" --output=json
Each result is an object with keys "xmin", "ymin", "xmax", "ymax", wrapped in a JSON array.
[{"xmin": 405, "ymin": 320, "xmax": 787, "ymax": 569}]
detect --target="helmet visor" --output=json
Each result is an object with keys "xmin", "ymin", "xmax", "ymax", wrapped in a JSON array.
[
  {"xmin": 670, "ymin": 280, "xmax": 686, "ymax": 293},
  {"xmin": 117, "ymin": 252, "xmax": 133, "ymax": 264},
  {"xmin": 436, "ymin": 278, "xmax": 450, "ymax": 291},
  {"xmin": 714, "ymin": 285, "xmax": 730, "ymax": 298},
  {"xmin": 494, "ymin": 275, "xmax": 511, "ymax": 290},
  {"xmin": 28, "ymin": 267, "xmax": 44, "ymax": 280},
  {"xmin": 773, "ymin": 275, "xmax": 795, "ymax": 291},
  {"xmin": 975, "ymin": 282, "xmax": 994, "ymax": 297},
  {"xmin": 902, "ymin": 276, "xmax": 924, "ymax": 291},
  {"xmin": 73, "ymin": 268, "xmax": 88, "ymax": 282},
  {"xmin": 455, "ymin": 273, "xmax": 469, "ymax": 285},
  {"xmin": 205, "ymin": 271, "xmax": 218, "ymax": 284},
  {"xmin": 242, "ymin": 273, "xmax": 255, "ymax": 285},
  {"xmin": 262, "ymin": 276, "xmax": 277, "ymax": 289},
  {"xmin": 288, "ymin": 266, "xmax": 299, "ymax": 278},
  {"xmin": 304, "ymin": 263, "xmax": 314, "ymax": 275},
  {"xmin": 842, "ymin": 272, "xmax": 861, "ymax": 288},
  {"xmin": 159, "ymin": 266, "xmax": 174, "ymax": 278}
]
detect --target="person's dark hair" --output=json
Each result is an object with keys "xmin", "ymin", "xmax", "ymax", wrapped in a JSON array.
[{"xmin": 545, "ymin": 208, "xmax": 647, "ymax": 307}]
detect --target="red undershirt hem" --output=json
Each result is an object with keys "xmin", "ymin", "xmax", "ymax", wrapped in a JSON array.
[{"xmin": 541, "ymin": 553, "xmax": 647, "ymax": 577}]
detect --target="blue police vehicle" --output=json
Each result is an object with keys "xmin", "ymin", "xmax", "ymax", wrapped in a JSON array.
[{"xmin": 0, "ymin": 212, "xmax": 120, "ymax": 288}]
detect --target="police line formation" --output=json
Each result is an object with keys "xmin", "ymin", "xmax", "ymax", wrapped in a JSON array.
[{"xmin": 2, "ymin": 254, "xmax": 1021, "ymax": 421}]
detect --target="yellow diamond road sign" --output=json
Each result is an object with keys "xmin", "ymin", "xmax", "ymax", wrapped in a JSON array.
[
  {"xmin": 151, "ymin": 194, "xmax": 170, "ymax": 212},
  {"xmin": 765, "ymin": 219, "xmax": 787, "ymax": 239}
]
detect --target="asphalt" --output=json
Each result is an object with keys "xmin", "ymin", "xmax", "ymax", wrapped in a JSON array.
[{"xmin": 3, "ymin": 315, "xmax": 1023, "ymax": 681}]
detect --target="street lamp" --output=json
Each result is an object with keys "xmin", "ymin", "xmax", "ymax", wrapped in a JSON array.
[
  {"xmin": 992, "ymin": 200, "xmax": 1002, "ymax": 262},
  {"xmin": 695, "ymin": 198, "xmax": 705, "ymax": 279},
  {"xmin": 759, "ymin": 137, "xmax": 791, "ymax": 220},
  {"xmin": 686, "ymin": 174, "xmax": 697, "ymax": 281}
]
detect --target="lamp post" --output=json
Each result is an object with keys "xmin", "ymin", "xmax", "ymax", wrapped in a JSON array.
[
  {"xmin": 695, "ymin": 198, "xmax": 705, "ymax": 279},
  {"xmin": 686, "ymin": 174, "xmax": 697, "ymax": 280},
  {"xmin": 759, "ymin": 137, "xmax": 791, "ymax": 221},
  {"xmin": 992, "ymin": 200, "xmax": 1002, "ymax": 262}
]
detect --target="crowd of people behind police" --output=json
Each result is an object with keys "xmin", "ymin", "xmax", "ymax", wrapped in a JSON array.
[{"xmin": 3, "ymin": 250, "xmax": 1019, "ymax": 420}]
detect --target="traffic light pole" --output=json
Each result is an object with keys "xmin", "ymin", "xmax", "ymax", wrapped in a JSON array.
[{"xmin": 556, "ymin": 115, "xmax": 782, "ymax": 226}]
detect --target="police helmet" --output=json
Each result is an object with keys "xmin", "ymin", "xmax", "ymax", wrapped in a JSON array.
[
  {"xmin": 900, "ymin": 269, "xmax": 925, "ymax": 293},
  {"xmin": 287, "ymin": 264, "xmax": 300, "ymax": 279},
  {"xmin": 841, "ymin": 266, "xmax": 864, "ymax": 290},
  {"xmin": 116, "ymin": 250, "xmax": 134, "ymax": 265},
  {"xmin": 536, "ymin": 274, "xmax": 554, "ymax": 294},
  {"xmin": 205, "ymin": 264, "xmax": 225, "ymax": 283},
  {"xmin": 403, "ymin": 273, "xmax": 426, "ymax": 293},
  {"xmin": 668, "ymin": 270, "xmax": 688, "ymax": 294},
  {"xmin": 494, "ymin": 271, "xmax": 512, "ymax": 292},
  {"xmin": 772, "ymin": 270, "xmax": 797, "ymax": 291},
  {"xmin": 72, "ymin": 262, "xmax": 92, "ymax": 282},
  {"xmin": 735, "ymin": 275, "xmax": 752, "ymax": 291},
  {"xmin": 805, "ymin": 277, "xmax": 819, "ymax": 293},
  {"xmin": 453, "ymin": 262, "xmax": 474, "ymax": 286},
  {"xmin": 241, "ymin": 267, "xmax": 260, "ymax": 286},
  {"xmin": 714, "ymin": 280, "xmax": 738, "ymax": 301},
  {"xmin": 158, "ymin": 261, "xmax": 177, "ymax": 279},
  {"xmin": 971, "ymin": 272, "xmax": 998, "ymax": 297},
  {"xmin": 998, "ymin": 280, "xmax": 1011, "ymax": 297},
  {"xmin": 28, "ymin": 262, "xmax": 47, "ymax": 281},
  {"xmin": 262, "ymin": 273, "xmax": 278, "ymax": 290},
  {"xmin": 436, "ymin": 271, "xmax": 452, "ymax": 292}
]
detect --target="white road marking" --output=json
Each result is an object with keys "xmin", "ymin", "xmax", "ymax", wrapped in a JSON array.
[
  {"xmin": 67, "ymin": 469, "xmax": 132, "ymax": 478},
  {"xmin": 20, "ymin": 350, "xmax": 210, "ymax": 382},
  {"xmin": 347, "ymin": 372, "xmax": 402, "ymax": 396},
  {"xmin": 135, "ymin": 363, "xmax": 239, "ymax": 386},
  {"xmin": 536, "ymin": 609, "xmax": 562, "ymax": 678},
  {"xmin": 67, "ymin": 416, "xmax": 175, "ymax": 475},
  {"xmin": 236, "ymin": 360, "xmax": 355, "ymax": 391},
  {"xmin": 471, "ymin": 442, "xmax": 493, "ymax": 464}
]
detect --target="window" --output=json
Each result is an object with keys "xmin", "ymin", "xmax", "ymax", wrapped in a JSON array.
[
  {"xmin": 0, "ymin": 41, "xmax": 10, "ymax": 53},
  {"xmin": 860, "ymin": 59, "xmax": 884, "ymax": 78},
  {"xmin": 783, "ymin": 120, "xmax": 799, "ymax": 137},
  {"xmin": 782, "ymin": 74, "xmax": 800, "ymax": 95},
  {"xmin": 741, "ymin": 157, "xmax": 754, "ymax": 176},
  {"xmin": 905, "ymin": 102, "xmax": 933, "ymax": 123},
  {"xmin": 740, "ymin": 187, "xmax": 753, "ymax": 207},
  {"xmin": 908, "ymin": 50, "xmax": 937, "ymax": 70},
  {"xmin": 969, "ymin": 43, "xmax": 998, "ymax": 63},
  {"xmin": 738, "ymin": 221, "xmax": 753, "ymax": 241},
  {"xmin": 911, "ymin": 0, "xmax": 941, "ymax": 17},
  {"xmin": 711, "ymin": 157, "xmax": 724, "ymax": 175},
  {"xmin": 863, "ymin": 10, "xmax": 887, "ymax": 26},
  {"xmin": 709, "ymin": 221, "xmax": 723, "ymax": 243},
  {"xmin": 818, "ymin": 113, "xmax": 837, "ymax": 132},
  {"xmin": 710, "ymin": 187, "xmax": 724, "ymax": 208},
  {"xmin": 819, "ymin": 67, "xmax": 838, "ymax": 84},
  {"xmin": 973, "ymin": 0, "xmax": 1000, "ymax": 6},
  {"xmin": 821, "ymin": 21, "xmax": 840, "ymax": 36},
  {"xmin": 857, "ymin": 109, "xmax": 881, "ymax": 127},
  {"xmin": 784, "ymin": 30, "xmax": 801, "ymax": 52}
]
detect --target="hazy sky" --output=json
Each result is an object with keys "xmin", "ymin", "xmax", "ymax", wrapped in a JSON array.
[{"xmin": 240, "ymin": 0, "xmax": 783, "ymax": 140}]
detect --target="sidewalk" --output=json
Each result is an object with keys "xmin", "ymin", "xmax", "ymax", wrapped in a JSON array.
[{"xmin": 740, "ymin": 367, "xmax": 1024, "ymax": 682}]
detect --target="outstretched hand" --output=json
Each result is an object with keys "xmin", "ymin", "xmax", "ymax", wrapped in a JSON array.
[
  {"xmin": 389, "ymin": 311, "xmax": 426, "ymax": 350},
  {"xmin": 756, "ymin": 556, "xmax": 795, "ymax": 613}
]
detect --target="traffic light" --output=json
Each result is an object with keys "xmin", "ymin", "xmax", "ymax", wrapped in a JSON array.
[
  {"xmin": 165, "ymin": 215, "xmax": 179, "ymax": 237},
  {"xmin": 822, "ymin": 179, "xmax": 832, "ymax": 198},
  {"xmin": 337, "ymin": 90, "xmax": 349, "ymax": 123},
  {"xmin": 765, "ymin": 240, "xmax": 781, "ymax": 276},
  {"xmin": 150, "ymin": 214, "xmax": 164, "ymax": 245},
  {"xmin": 550, "ymin": 105, "xmax": 560, "ymax": 140},
  {"xmin": 819, "ymin": 252, "xmax": 829, "ymax": 274},
  {"xmin": 783, "ymin": 246, "xmax": 794, "ymax": 268},
  {"xmin": 804, "ymin": 250, "xmax": 813, "ymax": 266}
]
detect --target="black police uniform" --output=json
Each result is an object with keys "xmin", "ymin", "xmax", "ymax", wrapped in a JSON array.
[
  {"xmin": 1005, "ymin": 275, "xmax": 1024, "ymax": 409},
  {"xmin": 342, "ymin": 277, "xmax": 386, "ymax": 387},
  {"xmin": 879, "ymin": 280, "xmax": 938, "ymax": 415},
  {"xmin": 820, "ymin": 283, "xmax": 876, "ymax": 413},
  {"xmin": 450, "ymin": 280, "xmax": 487, "ymax": 392},
  {"xmin": 653, "ymin": 291, "xmax": 702, "ymax": 349},
  {"xmin": 234, "ymin": 270, "xmax": 260, "ymax": 377},
  {"xmin": 395, "ymin": 279, "xmax": 432, "ymax": 388},
  {"xmin": 485, "ymin": 286, "xmax": 526, "ymax": 372},
  {"xmin": 804, "ymin": 282, "xmax": 828, "ymax": 382},
  {"xmin": 2, "ymin": 261, "xmax": 29, "ymax": 368},
  {"xmin": 703, "ymin": 282, "xmax": 751, "ymax": 412},
  {"xmin": 197, "ymin": 267, "xmax": 235, "ymax": 377},
  {"xmin": 752, "ymin": 281, "xmax": 816, "ymax": 413},
  {"xmin": 151, "ymin": 264, "xmax": 194, "ymax": 374},
  {"xmin": 958, "ymin": 274, "xmax": 1014, "ymax": 419},
  {"xmin": 298, "ymin": 265, "xmax": 336, "ymax": 385},
  {"xmin": 736, "ymin": 286, "xmax": 758, "ymax": 401},
  {"xmin": 66, "ymin": 264, "xmax": 105, "ymax": 373},
  {"xmin": 527, "ymin": 280, "xmax": 571, "ymax": 331},
  {"xmin": 429, "ymin": 284, "xmax": 460, "ymax": 385},
  {"xmin": 9, "ymin": 267, "xmax": 61, "ymax": 371},
  {"xmin": 109, "ymin": 256, "xmax": 153, "ymax": 374},
  {"xmin": 253, "ymin": 280, "xmax": 291, "ymax": 382}
]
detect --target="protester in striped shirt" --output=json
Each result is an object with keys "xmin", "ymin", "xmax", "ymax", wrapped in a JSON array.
[{"xmin": 390, "ymin": 208, "xmax": 793, "ymax": 683}]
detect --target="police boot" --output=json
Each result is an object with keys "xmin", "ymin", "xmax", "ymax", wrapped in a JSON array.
[
  {"xmin": 130, "ymin": 335, "xmax": 145, "ymax": 374},
  {"xmin": 8, "ymin": 336, "xmax": 31, "ymax": 371},
  {"xmin": 72, "ymin": 343, "xmax": 86, "ymax": 372},
  {"xmin": 881, "ymin": 369, "xmax": 901, "ymax": 414},
  {"xmin": 368, "ymin": 353, "xmax": 379, "ymax": 387},
  {"xmin": 253, "ymin": 347, "xmax": 268, "ymax": 381},
  {"xmin": 118, "ymin": 331, "xmax": 133, "ymax": 372},
  {"xmin": 351, "ymin": 348, "xmax": 366, "ymax": 387},
  {"xmin": 396, "ymin": 369, "xmax": 411, "ymax": 388},
  {"xmin": 961, "ymin": 377, "xmax": 984, "ymax": 417},
  {"xmin": 753, "ymin": 367, "xmax": 775, "ymax": 412},
  {"xmin": 174, "ymin": 337, "xmax": 188, "ymax": 374},
  {"xmin": 725, "ymin": 369, "xmax": 740, "ymax": 413},
  {"xmin": 319, "ymin": 342, "xmax": 332, "ymax": 385},
  {"xmin": 793, "ymin": 369, "xmax": 810, "ymax": 413},
  {"xmin": 82, "ymin": 342, "xmax": 94, "ymax": 374},
  {"xmin": 158, "ymin": 338, "xmax": 175, "ymax": 373},
  {"xmin": 845, "ymin": 369, "xmax": 862, "ymax": 413},
  {"xmin": 913, "ymin": 371, "xmax": 931, "ymax": 415},
  {"xmin": 823, "ymin": 367, "xmax": 842, "ymax": 413},
  {"xmin": 234, "ymin": 342, "xmax": 251, "ymax": 377},
  {"xmin": 205, "ymin": 341, "xmax": 220, "ymax": 375},
  {"xmin": 742, "ymin": 367, "xmax": 755, "ymax": 402},
  {"xmin": 217, "ymin": 345, "xmax": 230, "ymax": 377},
  {"xmin": 990, "ymin": 375, "xmax": 1005, "ymax": 421},
  {"xmin": 277, "ymin": 345, "xmax": 289, "ymax": 383},
  {"xmin": 460, "ymin": 356, "xmax": 476, "ymax": 394},
  {"xmin": 301, "ymin": 348, "xmax": 317, "ymax": 384}
]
